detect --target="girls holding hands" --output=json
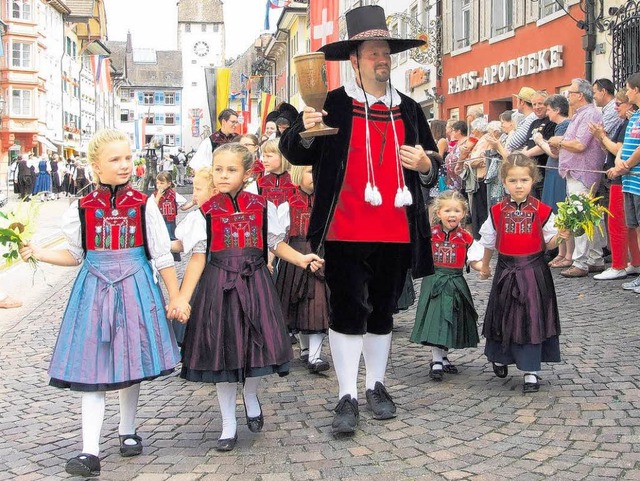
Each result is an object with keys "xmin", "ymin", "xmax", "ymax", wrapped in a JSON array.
[
  {"xmin": 410, "ymin": 190, "xmax": 483, "ymax": 381},
  {"xmin": 19, "ymin": 129, "xmax": 184, "ymax": 477},
  {"xmin": 478, "ymin": 153, "xmax": 569, "ymax": 393},
  {"xmin": 174, "ymin": 143, "xmax": 323, "ymax": 451}
]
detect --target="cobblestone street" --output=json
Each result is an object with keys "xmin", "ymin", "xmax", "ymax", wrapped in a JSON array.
[{"xmin": 1, "ymin": 237, "xmax": 640, "ymax": 480}]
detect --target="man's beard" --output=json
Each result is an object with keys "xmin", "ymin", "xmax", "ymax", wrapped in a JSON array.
[{"xmin": 374, "ymin": 69, "xmax": 390, "ymax": 83}]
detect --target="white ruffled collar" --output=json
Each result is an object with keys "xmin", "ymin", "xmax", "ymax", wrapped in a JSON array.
[{"xmin": 344, "ymin": 76, "xmax": 401, "ymax": 108}]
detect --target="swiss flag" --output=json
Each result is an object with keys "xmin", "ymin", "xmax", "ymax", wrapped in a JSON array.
[{"xmin": 310, "ymin": 0, "xmax": 340, "ymax": 90}]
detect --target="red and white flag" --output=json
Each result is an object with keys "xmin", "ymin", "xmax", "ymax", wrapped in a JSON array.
[
  {"xmin": 310, "ymin": 0, "xmax": 340, "ymax": 90},
  {"xmin": 90, "ymin": 55, "xmax": 113, "ymax": 93}
]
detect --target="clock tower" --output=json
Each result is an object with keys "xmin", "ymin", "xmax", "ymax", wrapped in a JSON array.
[{"xmin": 177, "ymin": 0, "xmax": 225, "ymax": 151}]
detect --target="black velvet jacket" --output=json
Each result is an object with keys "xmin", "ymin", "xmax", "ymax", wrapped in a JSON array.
[{"xmin": 279, "ymin": 87, "xmax": 440, "ymax": 279}]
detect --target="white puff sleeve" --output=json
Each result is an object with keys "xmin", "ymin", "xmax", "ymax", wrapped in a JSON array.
[
  {"xmin": 478, "ymin": 218, "xmax": 496, "ymax": 250},
  {"xmin": 467, "ymin": 240, "xmax": 484, "ymax": 263},
  {"xmin": 60, "ymin": 200, "xmax": 84, "ymax": 263},
  {"xmin": 175, "ymin": 209, "xmax": 208, "ymax": 254},
  {"xmin": 542, "ymin": 212, "xmax": 558, "ymax": 243},
  {"xmin": 267, "ymin": 201, "xmax": 289, "ymax": 250},
  {"xmin": 144, "ymin": 197, "xmax": 174, "ymax": 270}
]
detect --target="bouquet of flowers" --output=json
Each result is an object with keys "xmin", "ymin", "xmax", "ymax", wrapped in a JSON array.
[
  {"xmin": 0, "ymin": 200, "xmax": 41, "ymax": 267},
  {"xmin": 554, "ymin": 190, "xmax": 610, "ymax": 240}
]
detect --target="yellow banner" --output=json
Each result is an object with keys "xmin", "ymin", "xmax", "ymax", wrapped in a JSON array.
[{"xmin": 215, "ymin": 68, "xmax": 231, "ymax": 130}]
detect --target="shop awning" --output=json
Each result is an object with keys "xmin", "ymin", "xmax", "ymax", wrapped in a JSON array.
[{"xmin": 37, "ymin": 135, "xmax": 60, "ymax": 152}]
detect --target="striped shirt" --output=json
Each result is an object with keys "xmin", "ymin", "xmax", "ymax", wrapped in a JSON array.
[
  {"xmin": 621, "ymin": 110, "xmax": 640, "ymax": 195},
  {"xmin": 506, "ymin": 112, "xmax": 537, "ymax": 151}
]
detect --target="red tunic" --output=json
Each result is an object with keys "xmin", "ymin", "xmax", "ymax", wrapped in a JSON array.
[
  {"xmin": 287, "ymin": 188, "xmax": 313, "ymax": 238},
  {"xmin": 491, "ymin": 196, "xmax": 553, "ymax": 256},
  {"xmin": 431, "ymin": 224, "xmax": 474, "ymax": 269},
  {"xmin": 200, "ymin": 191, "xmax": 267, "ymax": 252},
  {"xmin": 79, "ymin": 184, "xmax": 146, "ymax": 251},
  {"xmin": 257, "ymin": 171, "xmax": 296, "ymax": 207},
  {"xmin": 155, "ymin": 188, "xmax": 177, "ymax": 222},
  {"xmin": 327, "ymin": 101, "xmax": 410, "ymax": 243}
]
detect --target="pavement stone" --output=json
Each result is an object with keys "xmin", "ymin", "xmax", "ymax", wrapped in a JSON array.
[{"xmin": 2, "ymin": 191, "xmax": 640, "ymax": 479}]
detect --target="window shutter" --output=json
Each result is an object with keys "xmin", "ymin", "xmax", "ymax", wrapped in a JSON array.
[
  {"xmin": 470, "ymin": 0, "xmax": 479, "ymax": 44},
  {"xmin": 137, "ymin": 92, "xmax": 144, "ymax": 103},
  {"xmin": 176, "ymin": 114, "xmax": 181, "ymax": 123},
  {"xmin": 175, "ymin": 92, "xmax": 181, "ymax": 103},
  {"xmin": 525, "ymin": 0, "xmax": 539, "ymax": 24},
  {"xmin": 159, "ymin": 113, "xmax": 165, "ymax": 124},
  {"xmin": 480, "ymin": 1, "xmax": 492, "ymax": 41},
  {"xmin": 514, "ymin": 0, "xmax": 525, "ymax": 28},
  {"xmin": 154, "ymin": 92, "xmax": 160, "ymax": 104},
  {"xmin": 176, "ymin": 135, "xmax": 181, "ymax": 146},
  {"xmin": 443, "ymin": 0, "xmax": 453, "ymax": 54},
  {"xmin": 155, "ymin": 113, "xmax": 161, "ymax": 123},
  {"xmin": 158, "ymin": 92, "xmax": 165, "ymax": 103}
]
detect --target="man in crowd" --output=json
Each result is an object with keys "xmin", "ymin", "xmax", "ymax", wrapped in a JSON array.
[
  {"xmin": 280, "ymin": 5, "xmax": 440, "ymax": 436},
  {"xmin": 506, "ymin": 86, "xmax": 537, "ymax": 151},
  {"xmin": 189, "ymin": 108, "xmax": 238, "ymax": 170},
  {"xmin": 550, "ymin": 78, "xmax": 606, "ymax": 277}
]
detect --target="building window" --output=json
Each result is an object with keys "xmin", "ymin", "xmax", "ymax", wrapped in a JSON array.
[
  {"xmin": 165, "ymin": 134, "xmax": 175, "ymax": 145},
  {"xmin": 185, "ymin": 23, "xmax": 191, "ymax": 32},
  {"xmin": 10, "ymin": 0, "xmax": 32, "ymax": 20},
  {"xmin": 11, "ymin": 41, "xmax": 32, "ymax": 68},
  {"xmin": 143, "ymin": 92, "xmax": 154, "ymax": 105},
  {"xmin": 449, "ymin": 107, "xmax": 460, "ymax": 120},
  {"xmin": 121, "ymin": 109, "xmax": 130, "ymax": 122},
  {"xmin": 191, "ymin": 82, "xmax": 197, "ymax": 87},
  {"xmin": 11, "ymin": 88, "xmax": 31, "ymax": 116},
  {"xmin": 145, "ymin": 113, "xmax": 154, "ymax": 125},
  {"xmin": 201, "ymin": 24, "xmax": 207, "ymax": 32},
  {"xmin": 453, "ymin": 0, "xmax": 471, "ymax": 50},
  {"xmin": 165, "ymin": 93, "xmax": 175, "ymax": 105},
  {"xmin": 165, "ymin": 113, "xmax": 175, "ymax": 125},
  {"xmin": 213, "ymin": 24, "xmax": 219, "ymax": 32},
  {"xmin": 491, "ymin": 0, "xmax": 513, "ymax": 36},
  {"xmin": 390, "ymin": 21, "xmax": 399, "ymax": 68},
  {"xmin": 540, "ymin": 0, "xmax": 563, "ymax": 17},
  {"xmin": 120, "ymin": 88, "xmax": 129, "ymax": 102}
]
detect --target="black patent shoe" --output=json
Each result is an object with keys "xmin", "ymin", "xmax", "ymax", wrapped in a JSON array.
[
  {"xmin": 365, "ymin": 382, "xmax": 397, "ymax": 420},
  {"xmin": 442, "ymin": 357, "xmax": 459, "ymax": 374},
  {"xmin": 331, "ymin": 394, "xmax": 359, "ymax": 434},
  {"xmin": 65, "ymin": 453, "xmax": 101, "ymax": 477},
  {"xmin": 119, "ymin": 433, "xmax": 143, "ymax": 457},
  {"xmin": 215, "ymin": 433, "xmax": 238, "ymax": 452},
  {"xmin": 245, "ymin": 399, "xmax": 264, "ymax": 433},
  {"xmin": 523, "ymin": 374, "xmax": 542, "ymax": 394},
  {"xmin": 492, "ymin": 362, "xmax": 508, "ymax": 378},
  {"xmin": 308, "ymin": 359, "xmax": 330, "ymax": 374},
  {"xmin": 429, "ymin": 362, "xmax": 444, "ymax": 381}
]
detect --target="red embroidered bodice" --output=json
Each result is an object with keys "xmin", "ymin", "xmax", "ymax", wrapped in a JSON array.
[
  {"xmin": 200, "ymin": 191, "xmax": 266, "ymax": 252},
  {"xmin": 155, "ymin": 188, "xmax": 177, "ymax": 222},
  {"xmin": 431, "ymin": 224, "xmax": 474, "ymax": 269},
  {"xmin": 257, "ymin": 171, "xmax": 296, "ymax": 207},
  {"xmin": 79, "ymin": 184, "xmax": 147, "ymax": 251},
  {"xmin": 288, "ymin": 188, "xmax": 313, "ymax": 238},
  {"xmin": 491, "ymin": 196, "xmax": 552, "ymax": 256}
]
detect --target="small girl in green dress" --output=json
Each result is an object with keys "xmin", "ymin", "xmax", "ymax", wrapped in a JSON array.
[{"xmin": 410, "ymin": 190, "xmax": 483, "ymax": 381}]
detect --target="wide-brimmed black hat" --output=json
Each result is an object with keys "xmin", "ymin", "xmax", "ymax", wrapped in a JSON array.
[
  {"xmin": 266, "ymin": 102, "xmax": 298, "ymax": 124},
  {"xmin": 319, "ymin": 5, "xmax": 425, "ymax": 61}
]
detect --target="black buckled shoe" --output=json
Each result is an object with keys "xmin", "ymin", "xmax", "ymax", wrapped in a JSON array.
[
  {"xmin": 65, "ymin": 453, "xmax": 101, "ymax": 477},
  {"xmin": 429, "ymin": 361, "xmax": 444, "ymax": 381},
  {"xmin": 492, "ymin": 362, "xmax": 508, "ymax": 378},
  {"xmin": 365, "ymin": 381, "xmax": 397, "ymax": 420},
  {"xmin": 331, "ymin": 394, "xmax": 359, "ymax": 434},
  {"xmin": 442, "ymin": 357, "xmax": 458, "ymax": 374},
  {"xmin": 119, "ymin": 433, "xmax": 143, "ymax": 457},
  {"xmin": 523, "ymin": 374, "xmax": 542, "ymax": 394},
  {"xmin": 215, "ymin": 432, "xmax": 238, "ymax": 452},
  {"xmin": 308, "ymin": 358, "xmax": 330, "ymax": 374},
  {"xmin": 245, "ymin": 399, "xmax": 264, "ymax": 433}
]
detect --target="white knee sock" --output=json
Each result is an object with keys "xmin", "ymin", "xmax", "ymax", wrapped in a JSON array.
[
  {"xmin": 216, "ymin": 382, "xmax": 238, "ymax": 439},
  {"xmin": 242, "ymin": 377, "xmax": 261, "ymax": 418},
  {"xmin": 298, "ymin": 333, "xmax": 309, "ymax": 358},
  {"xmin": 431, "ymin": 347, "xmax": 444, "ymax": 370},
  {"xmin": 524, "ymin": 372, "xmax": 539, "ymax": 383},
  {"xmin": 82, "ymin": 392, "xmax": 105, "ymax": 456},
  {"xmin": 118, "ymin": 384, "xmax": 141, "ymax": 440},
  {"xmin": 328, "ymin": 329, "xmax": 363, "ymax": 400},
  {"xmin": 308, "ymin": 333, "xmax": 324, "ymax": 364},
  {"xmin": 362, "ymin": 332, "xmax": 392, "ymax": 390}
]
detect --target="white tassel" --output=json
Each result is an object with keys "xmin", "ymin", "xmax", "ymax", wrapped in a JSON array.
[
  {"xmin": 372, "ymin": 186, "xmax": 383, "ymax": 206},
  {"xmin": 401, "ymin": 185, "xmax": 413, "ymax": 206},
  {"xmin": 365, "ymin": 182, "xmax": 373, "ymax": 203},
  {"xmin": 394, "ymin": 187, "xmax": 403, "ymax": 208}
]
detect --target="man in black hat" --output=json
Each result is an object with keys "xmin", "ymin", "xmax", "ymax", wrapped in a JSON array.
[
  {"xmin": 280, "ymin": 5, "xmax": 440, "ymax": 436},
  {"xmin": 189, "ymin": 108, "xmax": 238, "ymax": 171}
]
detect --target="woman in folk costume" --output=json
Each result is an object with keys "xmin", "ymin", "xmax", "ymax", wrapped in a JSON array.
[
  {"xmin": 280, "ymin": 5, "xmax": 440, "ymax": 435},
  {"xmin": 274, "ymin": 165, "xmax": 331, "ymax": 373},
  {"xmin": 19, "ymin": 129, "xmax": 185, "ymax": 477}
]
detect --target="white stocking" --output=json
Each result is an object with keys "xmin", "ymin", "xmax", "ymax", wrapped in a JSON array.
[
  {"xmin": 431, "ymin": 346, "xmax": 444, "ymax": 370},
  {"xmin": 328, "ymin": 329, "xmax": 363, "ymax": 400},
  {"xmin": 118, "ymin": 384, "xmax": 140, "ymax": 440},
  {"xmin": 81, "ymin": 392, "xmax": 105, "ymax": 456},
  {"xmin": 308, "ymin": 333, "xmax": 324, "ymax": 364},
  {"xmin": 362, "ymin": 332, "xmax": 392, "ymax": 390},
  {"xmin": 242, "ymin": 377, "xmax": 261, "ymax": 418},
  {"xmin": 216, "ymin": 382, "xmax": 238, "ymax": 439}
]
